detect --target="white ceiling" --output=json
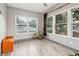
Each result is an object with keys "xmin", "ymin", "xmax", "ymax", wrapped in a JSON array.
[{"xmin": 7, "ymin": 3, "xmax": 56, "ymax": 13}]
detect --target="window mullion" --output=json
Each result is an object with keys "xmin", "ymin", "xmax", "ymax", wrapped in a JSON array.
[
  {"xmin": 36, "ymin": 18, "xmax": 38, "ymax": 32},
  {"xmin": 53, "ymin": 15, "xmax": 55, "ymax": 34},
  {"xmin": 27, "ymin": 17, "xmax": 29, "ymax": 33},
  {"xmin": 68, "ymin": 9, "xmax": 73, "ymax": 37}
]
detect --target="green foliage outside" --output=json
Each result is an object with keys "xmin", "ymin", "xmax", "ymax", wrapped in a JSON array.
[
  {"xmin": 47, "ymin": 17, "xmax": 52, "ymax": 33},
  {"xmin": 56, "ymin": 12, "xmax": 67, "ymax": 35},
  {"xmin": 72, "ymin": 8, "xmax": 79, "ymax": 21}
]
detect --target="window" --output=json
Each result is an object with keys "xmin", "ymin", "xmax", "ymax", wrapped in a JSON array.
[
  {"xmin": 47, "ymin": 17, "xmax": 53, "ymax": 33},
  {"xmin": 16, "ymin": 16, "xmax": 28, "ymax": 33},
  {"xmin": 16, "ymin": 16, "xmax": 37, "ymax": 33},
  {"xmin": 55, "ymin": 12, "xmax": 67, "ymax": 35},
  {"xmin": 71, "ymin": 8, "xmax": 79, "ymax": 38},
  {"xmin": 29, "ymin": 17, "xmax": 37, "ymax": 32}
]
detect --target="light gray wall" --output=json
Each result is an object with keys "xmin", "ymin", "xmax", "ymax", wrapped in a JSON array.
[
  {"xmin": 7, "ymin": 6, "xmax": 42, "ymax": 40},
  {"xmin": 46, "ymin": 3, "xmax": 79, "ymax": 50},
  {"xmin": 0, "ymin": 3, "xmax": 7, "ymax": 54}
]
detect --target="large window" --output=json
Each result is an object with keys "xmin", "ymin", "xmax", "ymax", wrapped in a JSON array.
[
  {"xmin": 46, "ymin": 6, "xmax": 79, "ymax": 39},
  {"xmin": 47, "ymin": 17, "xmax": 53, "ymax": 33},
  {"xmin": 16, "ymin": 16, "xmax": 37, "ymax": 33},
  {"xmin": 55, "ymin": 12, "xmax": 67, "ymax": 35},
  {"xmin": 71, "ymin": 8, "xmax": 79, "ymax": 38}
]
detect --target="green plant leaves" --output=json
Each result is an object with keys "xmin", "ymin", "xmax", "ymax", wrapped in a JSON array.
[{"xmin": 33, "ymin": 32, "xmax": 43, "ymax": 39}]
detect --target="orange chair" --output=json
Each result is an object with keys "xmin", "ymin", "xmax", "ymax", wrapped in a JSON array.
[{"xmin": 1, "ymin": 36, "xmax": 14, "ymax": 54}]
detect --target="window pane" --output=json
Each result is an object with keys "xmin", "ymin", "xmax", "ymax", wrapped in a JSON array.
[
  {"xmin": 71, "ymin": 8, "xmax": 79, "ymax": 38},
  {"xmin": 29, "ymin": 18, "xmax": 37, "ymax": 32},
  {"xmin": 56, "ymin": 13, "xmax": 67, "ymax": 24},
  {"xmin": 56, "ymin": 24, "xmax": 67, "ymax": 35},
  {"xmin": 17, "ymin": 17, "xmax": 28, "ymax": 25},
  {"xmin": 16, "ymin": 16, "xmax": 27, "ymax": 33},
  {"xmin": 17, "ymin": 25, "xmax": 27, "ymax": 33},
  {"xmin": 47, "ymin": 17, "xmax": 52, "ymax": 33},
  {"xmin": 56, "ymin": 12, "xmax": 67, "ymax": 35},
  {"xmin": 16, "ymin": 16, "xmax": 37, "ymax": 33}
]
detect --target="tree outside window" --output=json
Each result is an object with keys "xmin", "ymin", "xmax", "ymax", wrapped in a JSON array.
[
  {"xmin": 47, "ymin": 17, "xmax": 53, "ymax": 33},
  {"xmin": 71, "ymin": 8, "xmax": 79, "ymax": 38},
  {"xmin": 55, "ymin": 12, "xmax": 67, "ymax": 35}
]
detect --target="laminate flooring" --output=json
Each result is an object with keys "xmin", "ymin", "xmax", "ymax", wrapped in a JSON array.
[{"xmin": 5, "ymin": 39, "xmax": 74, "ymax": 56}]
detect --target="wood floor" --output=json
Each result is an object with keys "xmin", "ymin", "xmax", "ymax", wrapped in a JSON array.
[{"xmin": 7, "ymin": 39, "xmax": 74, "ymax": 56}]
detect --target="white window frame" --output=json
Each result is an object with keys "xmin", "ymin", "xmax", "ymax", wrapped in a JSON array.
[
  {"xmin": 68, "ymin": 5, "xmax": 79, "ymax": 39},
  {"xmin": 54, "ymin": 10, "xmax": 68, "ymax": 37},
  {"xmin": 47, "ymin": 5, "xmax": 79, "ymax": 40},
  {"xmin": 28, "ymin": 17, "xmax": 38, "ymax": 33},
  {"xmin": 15, "ymin": 15, "xmax": 38, "ymax": 34}
]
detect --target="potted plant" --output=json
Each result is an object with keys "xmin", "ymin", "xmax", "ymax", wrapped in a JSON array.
[
  {"xmin": 33, "ymin": 32, "xmax": 43, "ymax": 39},
  {"xmin": 69, "ymin": 51, "xmax": 79, "ymax": 56}
]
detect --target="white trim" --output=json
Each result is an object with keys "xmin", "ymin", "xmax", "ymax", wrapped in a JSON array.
[
  {"xmin": 53, "ymin": 15, "xmax": 55, "ymax": 34},
  {"xmin": 53, "ymin": 9, "xmax": 68, "ymax": 16},
  {"xmin": 55, "ymin": 11, "xmax": 68, "ymax": 36},
  {"xmin": 53, "ymin": 34, "xmax": 79, "ymax": 40},
  {"xmin": 67, "ymin": 9, "xmax": 73, "ymax": 37}
]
